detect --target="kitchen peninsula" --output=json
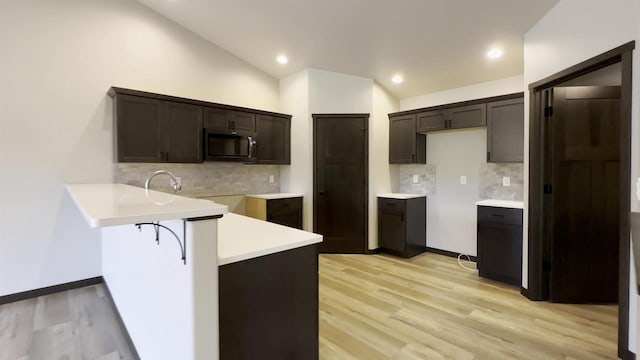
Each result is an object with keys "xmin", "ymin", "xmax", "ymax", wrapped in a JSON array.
[{"xmin": 66, "ymin": 184, "xmax": 322, "ymax": 360}]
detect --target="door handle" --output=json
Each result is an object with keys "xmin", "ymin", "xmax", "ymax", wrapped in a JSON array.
[{"xmin": 248, "ymin": 136, "xmax": 255, "ymax": 158}]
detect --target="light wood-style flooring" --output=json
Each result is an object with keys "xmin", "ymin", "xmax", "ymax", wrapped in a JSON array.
[
  {"xmin": 319, "ymin": 253, "xmax": 617, "ymax": 360},
  {"xmin": 0, "ymin": 284, "xmax": 136, "ymax": 360},
  {"xmin": 0, "ymin": 253, "xmax": 617, "ymax": 359}
]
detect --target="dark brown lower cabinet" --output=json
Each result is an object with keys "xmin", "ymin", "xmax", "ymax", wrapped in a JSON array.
[
  {"xmin": 377, "ymin": 196, "xmax": 426, "ymax": 258},
  {"xmin": 477, "ymin": 206, "xmax": 523, "ymax": 286},
  {"xmin": 267, "ymin": 198, "xmax": 303, "ymax": 229},
  {"xmin": 219, "ymin": 245, "xmax": 319, "ymax": 360},
  {"xmin": 246, "ymin": 196, "xmax": 303, "ymax": 230}
]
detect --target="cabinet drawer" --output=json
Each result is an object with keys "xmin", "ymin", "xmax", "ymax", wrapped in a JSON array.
[
  {"xmin": 478, "ymin": 206, "xmax": 522, "ymax": 226},
  {"xmin": 378, "ymin": 198, "xmax": 406, "ymax": 211},
  {"xmin": 267, "ymin": 197, "xmax": 302, "ymax": 215}
]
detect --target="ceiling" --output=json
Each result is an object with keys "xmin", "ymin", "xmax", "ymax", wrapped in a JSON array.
[{"xmin": 136, "ymin": 0, "xmax": 559, "ymax": 99}]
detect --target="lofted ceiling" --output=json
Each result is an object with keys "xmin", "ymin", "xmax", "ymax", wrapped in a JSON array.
[{"xmin": 136, "ymin": 0, "xmax": 559, "ymax": 99}]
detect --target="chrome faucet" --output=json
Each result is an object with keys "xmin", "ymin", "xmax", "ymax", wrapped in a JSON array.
[{"xmin": 144, "ymin": 170, "xmax": 182, "ymax": 193}]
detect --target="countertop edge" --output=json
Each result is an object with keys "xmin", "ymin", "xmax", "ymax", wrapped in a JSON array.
[
  {"xmin": 218, "ymin": 237, "xmax": 322, "ymax": 266},
  {"xmin": 66, "ymin": 184, "xmax": 227, "ymax": 228},
  {"xmin": 476, "ymin": 199, "xmax": 524, "ymax": 209}
]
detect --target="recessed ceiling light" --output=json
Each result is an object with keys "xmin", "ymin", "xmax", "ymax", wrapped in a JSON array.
[
  {"xmin": 487, "ymin": 48, "xmax": 503, "ymax": 59},
  {"xmin": 276, "ymin": 55, "xmax": 288, "ymax": 64},
  {"xmin": 392, "ymin": 75, "xmax": 403, "ymax": 84}
]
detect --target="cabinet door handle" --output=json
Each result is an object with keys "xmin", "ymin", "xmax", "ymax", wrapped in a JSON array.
[
  {"xmin": 487, "ymin": 151, "xmax": 491, "ymax": 161},
  {"xmin": 448, "ymin": 119, "xmax": 452, "ymax": 128},
  {"xmin": 491, "ymin": 214, "xmax": 505, "ymax": 217},
  {"xmin": 444, "ymin": 119, "xmax": 447, "ymax": 128},
  {"xmin": 400, "ymin": 213, "xmax": 404, "ymax": 222},
  {"xmin": 411, "ymin": 154, "xmax": 415, "ymax": 161}
]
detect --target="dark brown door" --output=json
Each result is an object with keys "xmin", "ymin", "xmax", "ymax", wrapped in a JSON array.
[
  {"xmin": 550, "ymin": 86, "xmax": 621, "ymax": 303},
  {"xmin": 314, "ymin": 114, "xmax": 368, "ymax": 253}
]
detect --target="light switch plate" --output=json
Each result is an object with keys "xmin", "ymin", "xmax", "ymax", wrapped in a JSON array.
[
  {"xmin": 412, "ymin": 174, "xmax": 419, "ymax": 184},
  {"xmin": 502, "ymin": 176, "xmax": 510, "ymax": 187},
  {"xmin": 460, "ymin": 176, "xmax": 467, "ymax": 185},
  {"xmin": 269, "ymin": 175, "xmax": 275, "ymax": 184}
]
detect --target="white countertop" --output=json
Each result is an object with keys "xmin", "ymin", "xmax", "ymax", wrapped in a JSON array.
[
  {"xmin": 218, "ymin": 213, "xmax": 322, "ymax": 266},
  {"xmin": 378, "ymin": 193, "xmax": 426, "ymax": 199},
  {"xmin": 476, "ymin": 199, "xmax": 524, "ymax": 209},
  {"xmin": 66, "ymin": 183, "xmax": 228, "ymax": 228},
  {"xmin": 245, "ymin": 193, "xmax": 304, "ymax": 200}
]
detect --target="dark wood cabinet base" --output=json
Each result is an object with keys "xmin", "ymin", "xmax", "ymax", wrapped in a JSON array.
[
  {"xmin": 219, "ymin": 245, "xmax": 319, "ymax": 360},
  {"xmin": 477, "ymin": 206, "xmax": 523, "ymax": 286}
]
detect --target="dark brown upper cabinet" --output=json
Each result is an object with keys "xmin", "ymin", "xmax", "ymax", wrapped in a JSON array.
[
  {"xmin": 115, "ymin": 94, "xmax": 164, "ymax": 163},
  {"xmin": 417, "ymin": 104, "xmax": 486, "ymax": 132},
  {"xmin": 450, "ymin": 103, "xmax": 486, "ymax": 129},
  {"xmin": 417, "ymin": 109, "xmax": 447, "ymax": 131},
  {"xmin": 389, "ymin": 114, "xmax": 426, "ymax": 164},
  {"xmin": 109, "ymin": 87, "xmax": 292, "ymax": 164},
  {"xmin": 487, "ymin": 98, "xmax": 524, "ymax": 162},
  {"xmin": 256, "ymin": 114, "xmax": 291, "ymax": 164},
  {"xmin": 163, "ymin": 102, "xmax": 203, "ymax": 163},
  {"xmin": 389, "ymin": 92, "xmax": 523, "ymax": 164},
  {"xmin": 114, "ymin": 94, "xmax": 202, "ymax": 163},
  {"xmin": 204, "ymin": 107, "xmax": 256, "ymax": 132}
]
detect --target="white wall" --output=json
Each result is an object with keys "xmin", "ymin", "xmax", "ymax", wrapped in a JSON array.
[
  {"xmin": 0, "ymin": 0, "xmax": 280, "ymax": 296},
  {"xmin": 280, "ymin": 69, "xmax": 398, "ymax": 248},
  {"xmin": 370, "ymin": 84, "xmax": 400, "ymax": 249},
  {"xmin": 398, "ymin": 76, "xmax": 524, "ymax": 255},
  {"xmin": 279, "ymin": 70, "xmax": 312, "ymax": 229},
  {"xmin": 400, "ymin": 75, "xmax": 524, "ymax": 110},
  {"xmin": 523, "ymin": 0, "xmax": 640, "ymax": 352}
]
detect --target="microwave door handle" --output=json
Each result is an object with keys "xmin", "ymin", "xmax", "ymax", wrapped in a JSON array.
[{"xmin": 248, "ymin": 136, "xmax": 254, "ymax": 158}]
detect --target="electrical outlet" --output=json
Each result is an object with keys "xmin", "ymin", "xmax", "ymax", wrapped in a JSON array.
[
  {"xmin": 502, "ymin": 176, "xmax": 510, "ymax": 187},
  {"xmin": 460, "ymin": 175, "xmax": 467, "ymax": 185},
  {"xmin": 412, "ymin": 174, "xmax": 419, "ymax": 184},
  {"xmin": 269, "ymin": 175, "xmax": 275, "ymax": 184}
]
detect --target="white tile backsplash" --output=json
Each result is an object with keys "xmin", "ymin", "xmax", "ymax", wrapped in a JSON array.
[{"xmin": 114, "ymin": 163, "xmax": 280, "ymax": 197}]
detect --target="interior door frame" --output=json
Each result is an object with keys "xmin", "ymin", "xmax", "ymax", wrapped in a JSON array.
[
  {"xmin": 312, "ymin": 113, "xmax": 369, "ymax": 253},
  {"xmin": 527, "ymin": 41, "xmax": 635, "ymax": 358}
]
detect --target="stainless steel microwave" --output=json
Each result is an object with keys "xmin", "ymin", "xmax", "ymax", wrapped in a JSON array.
[{"xmin": 204, "ymin": 129, "xmax": 257, "ymax": 163}]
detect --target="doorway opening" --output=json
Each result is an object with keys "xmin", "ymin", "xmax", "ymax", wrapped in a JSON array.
[
  {"xmin": 528, "ymin": 42, "xmax": 634, "ymax": 358},
  {"xmin": 313, "ymin": 114, "xmax": 369, "ymax": 253}
]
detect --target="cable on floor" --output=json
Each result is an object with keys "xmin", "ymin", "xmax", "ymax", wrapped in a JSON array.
[{"xmin": 457, "ymin": 254, "xmax": 477, "ymax": 272}]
